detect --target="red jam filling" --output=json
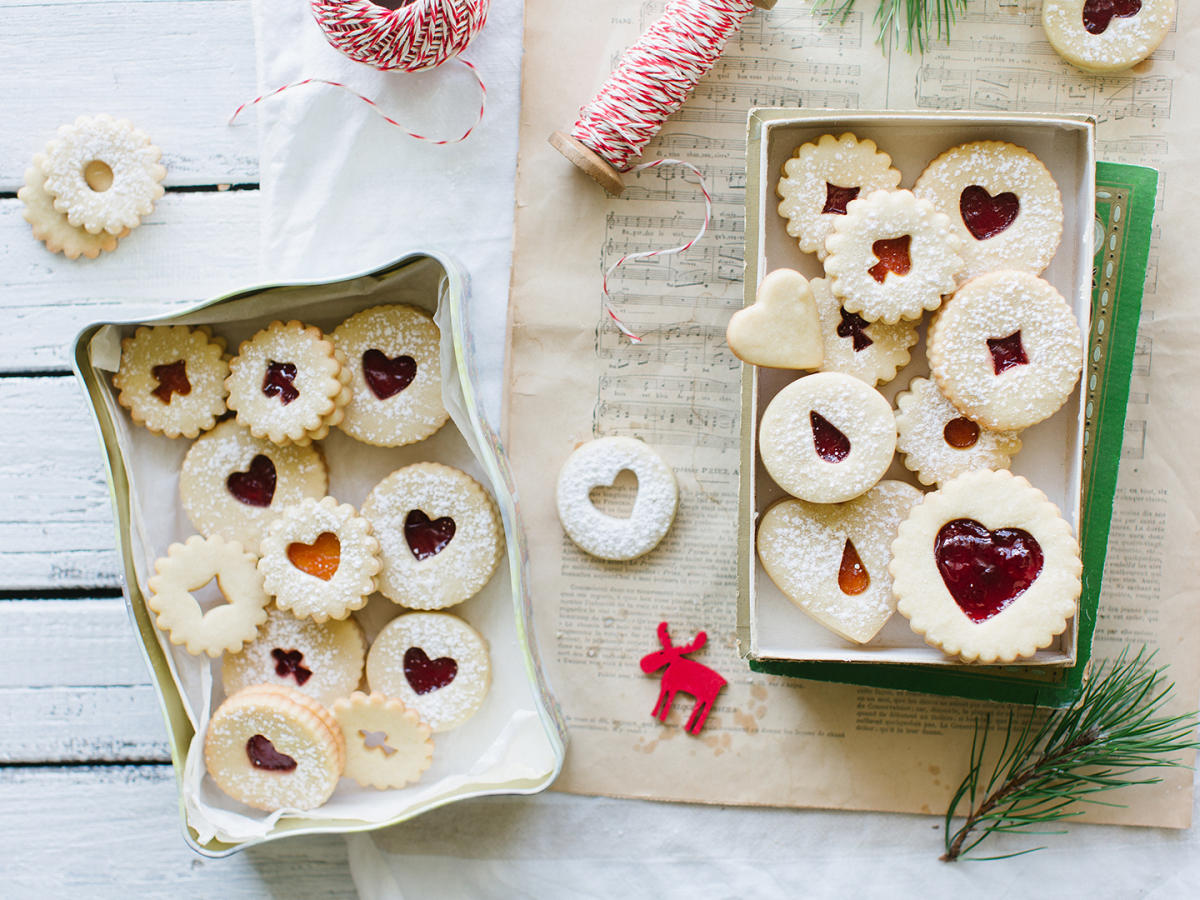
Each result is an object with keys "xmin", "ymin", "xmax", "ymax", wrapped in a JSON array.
[
  {"xmin": 246, "ymin": 734, "xmax": 297, "ymax": 771},
  {"xmin": 150, "ymin": 360, "xmax": 191, "ymax": 404},
  {"xmin": 271, "ymin": 648, "xmax": 313, "ymax": 686},
  {"xmin": 287, "ymin": 532, "xmax": 341, "ymax": 581},
  {"xmin": 1083, "ymin": 0, "xmax": 1141, "ymax": 35},
  {"xmin": 837, "ymin": 538, "xmax": 870, "ymax": 595},
  {"xmin": 836, "ymin": 307, "xmax": 874, "ymax": 352},
  {"xmin": 822, "ymin": 183, "xmax": 861, "ymax": 216},
  {"xmin": 959, "ymin": 185, "xmax": 1020, "ymax": 240},
  {"xmin": 262, "ymin": 360, "xmax": 299, "ymax": 405},
  {"xmin": 403, "ymin": 646, "xmax": 458, "ymax": 694},
  {"xmin": 934, "ymin": 518, "xmax": 1044, "ymax": 623},
  {"xmin": 404, "ymin": 509, "xmax": 456, "ymax": 561},
  {"xmin": 943, "ymin": 417, "xmax": 981, "ymax": 449},
  {"xmin": 987, "ymin": 331, "xmax": 1028, "ymax": 375},
  {"xmin": 810, "ymin": 411, "xmax": 851, "ymax": 463},
  {"xmin": 225, "ymin": 454, "xmax": 276, "ymax": 507},
  {"xmin": 362, "ymin": 349, "xmax": 417, "ymax": 400},
  {"xmin": 867, "ymin": 235, "xmax": 912, "ymax": 284}
]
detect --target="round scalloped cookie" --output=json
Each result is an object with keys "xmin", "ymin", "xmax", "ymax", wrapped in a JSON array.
[
  {"xmin": 914, "ymin": 141, "xmax": 1064, "ymax": 280},
  {"xmin": 112, "ymin": 325, "xmax": 229, "ymax": 439},
  {"xmin": 1043, "ymin": 0, "xmax": 1175, "ymax": 74},
  {"xmin": 890, "ymin": 469, "xmax": 1081, "ymax": 664},
  {"xmin": 361, "ymin": 463, "xmax": 504, "ymax": 610},
  {"xmin": 180, "ymin": 420, "xmax": 328, "ymax": 550},
  {"xmin": 331, "ymin": 305, "xmax": 449, "ymax": 447},
  {"xmin": 824, "ymin": 189, "xmax": 964, "ymax": 325},
  {"xmin": 777, "ymin": 133, "xmax": 902, "ymax": 260},
  {"xmin": 332, "ymin": 692, "xmax": 434, "ymax": 789},
  {"xmin": 19, "ymin": 155, "xmax": 129, "ymax": 259},
  {"xmin": 927, "ymin": 271, "xmax": 1083, "ymax": 431},
  {"xmin": 810, "ymin": 276, "xmax": 918, "ymax": 386}
]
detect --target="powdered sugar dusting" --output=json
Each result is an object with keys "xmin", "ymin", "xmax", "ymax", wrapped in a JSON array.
[
  {"xmin": 1043, "ymin": 0, "xmax": 1174, "ymax": 71},
  {"xmin": 810, "ymin": 276, "xmax": 918, "ymax": 386}
]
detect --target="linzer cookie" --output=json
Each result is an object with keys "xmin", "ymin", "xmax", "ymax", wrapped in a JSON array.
[
  {"xmin": 19, "ymin": 155, "xmax": 128, "ymax": 259},
  {"xmin": 895, "ymin": 377, "xmax": 1022, "ymax": 487},
  {"xmin": 226, "ymin": 320, "xmax": 352, "ymax": 446},
  {"xmin": 366, "ymin": 612, "xmax": 491, "ymax": 732},
  {"xmin": 258, "ymin": 496, "xmax": 381, "ymax": 623},
  {"xmin": 361, "ymin": 463, "xmax": 504, "ymax": 610},
  {"xmin": 112, "ymin": 325, "xmax": 229, "ymax": 438},
  {"xmin": 891, "ymin": 469, "xmax": 1082, "ymax": 664},
  {"xmin": 180, "ymin": 419, "xmax": 328, "ymax": 550},
  {"xmin": 1043, "ymin": 0, "xmax": 1175, "ymax": 74},
  {"xmin": 331, "ymin": 305, "xmax": 449, "ymax": 447},
  {"xmin": 810, "ymin": 276, "xmax": 918, "ymax": 387},
  {"xmin": 332, "ymin": 692, "xmax": 434, "ymax": 790},
  {"xmin": 914, "ymin": 141, "xmax": 1064, "ymax": 279},
  {"xmin": 927, "ymin": 271, "xmax": 1084, "ymax": 431},
  {"xmin": 758, "ymin": 372, "xmax": 896, "ymax": 504},
  {"xmin": 757, "ymin": 481, "xmax": 923, "ymax": 644},
  {"xmin": 823, "ymin": 189, "xmax": 964, "ymax": 324},
  {"xmin": 221, "ymin": 605, "xmax": 366, "ymax": 706},
  {"xmin": 776, "ymin": 133, "xmax": 902, "ymax": 260},
  {"xmin": 204, "ymin": 684, "xmax": 345, "ymax": 812}
]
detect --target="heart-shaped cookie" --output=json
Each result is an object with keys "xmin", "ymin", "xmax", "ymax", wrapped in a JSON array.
[
  {"xmin": 756, "ymin": 480, "xmax": 923, "ymax": 643},
  {"xmin": 726, "ymin": 268, "xmax": 823, "ymax": 369}
]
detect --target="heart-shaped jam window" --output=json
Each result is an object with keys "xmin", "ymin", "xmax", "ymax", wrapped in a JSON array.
[
  {"xmin": 822, "ymin": 182, "xmax": 861, "ymax": 216},
  {"xmin": 943, "ymin": 417, "xmax": 980, "ymax": 449},
  {"xmin": 960, "ymin": 186, "xmax": 1020, "ymax": 241},
  {"xmin": 404, "ymin": 509, "xmax": 456, "ymax": 561},
  {"xmin": 403, "ymin": 646, "xmax": 458, "ymax": 694},
  {"xmin": 837, "ymin": 538, "xmax": 870, "ymax": 595},
  {"xmin": 287, "ymin": 531, "xmax": 341, "ymax": 581},
  {"xmin": 934, "ymin": 518, "xmax": 1044, "ymax": 623},
  {"xmin": 987, "ymin": 330, "xmax": 1028, "ymax": 375},
  {"xmin": 810, "ymin": 411, "xmax": 851, "ymax": 463},
  {"xmin": 836, "ymin": 307, "xmax": 873, "ymax": 352},
  {"xmin": 1083, "ymin": 0, "xmax": 1141, "ymax": 35},
  {"xmin": 362, "ymin": 349, "xmax": 417, "ymax": 400},
  {"xmin": 246, "ymin": 734, "xmax": 297, "ymax": 771},
  {"xmin": 262, "ymin": 360, "xmax": 299, "ymax": 405},
  {"xmin": 271, "ymin": 648, "xmax": 313, "ymax": 686},
  {"xmin": 150, "ymin": 360, "xmax": 191, "ymax": 404},
  {"xmin": 867, "ymin": 235, "xmax": 912, "ymax": 284},
  {"xmin": 226, "ymin": 454, "xmax": 276, "ymax": 507}
]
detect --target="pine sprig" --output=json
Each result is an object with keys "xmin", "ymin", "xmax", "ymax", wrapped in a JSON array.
[
  {"xmin": 942, "ymin": 648, "xmax": 1200, "ymax": 862},
  {"xmin": 811, "ymin": 0, "xmax": 970, "ymax": 54}
]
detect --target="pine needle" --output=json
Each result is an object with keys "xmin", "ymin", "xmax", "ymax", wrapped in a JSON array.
[{"xmin": 811, "ymin": 0, "xmax": 970, "ymax": 54}]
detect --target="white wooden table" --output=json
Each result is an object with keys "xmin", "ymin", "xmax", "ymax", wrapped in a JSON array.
[{"xmin": 1, "ymin": 1, "xmax": 354, "ymax": 891}]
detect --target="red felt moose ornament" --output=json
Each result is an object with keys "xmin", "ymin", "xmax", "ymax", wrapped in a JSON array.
[{"xmin": 640, "ymin": 622, "xmax": 727, "ymax": 736}]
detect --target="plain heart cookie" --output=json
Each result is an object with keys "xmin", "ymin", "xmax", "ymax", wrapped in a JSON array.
[{"xmin": 726, "ymin": 268, "xmax": 823, "ymax": 369}]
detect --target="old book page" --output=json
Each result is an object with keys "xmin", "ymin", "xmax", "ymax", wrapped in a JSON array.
[{"xmin": 506, "ymin": 0, "xmax": 1199, "ymax": 826}]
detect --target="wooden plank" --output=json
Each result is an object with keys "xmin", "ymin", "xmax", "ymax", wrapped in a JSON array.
[
  {"xmin": 0, "ymin": 765, "xmax": 353, "ymax": 894},
  {"xmin": 0, "ymin": 190, "xmax": 260, "ymax": 373},
  {"xmin": 0, "ymin": 0, "xmax": 258, "ymax": 189}
]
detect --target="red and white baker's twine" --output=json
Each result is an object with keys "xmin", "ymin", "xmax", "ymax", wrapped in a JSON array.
[
  {"xmin": 574, "ymin": 0, "xmax": 757, "ymax": 342},
  {"xmin": 230, "ymin": 0, "xmax": 489, "ymax": 143}
]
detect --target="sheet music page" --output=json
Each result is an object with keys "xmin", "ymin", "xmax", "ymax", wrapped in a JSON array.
[{"xmin": 507, "ymin": 0, "xmax": 1199, "ymax": 825}]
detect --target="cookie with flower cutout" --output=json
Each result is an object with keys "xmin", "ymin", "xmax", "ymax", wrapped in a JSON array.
[
  {"xmin": 891, "ymin": 469, "xmax": 1082, "ymax": 664},
  {"xmin": 204, "ymin": 684, "xmax": 345, "ymax": 812},
  {"xmin": 895, "ymin": 377, "xmax": 1022, "ymax": 487},
  {"xmin": 332, "ymin": 692, "xmax": 434, "ymax": 789},
  {"xmin": 810, "ymin": 276, "xmax": 918, "ymax": 387},
  {"xmin": 366, "ymin": 612, "xmax": 491, "ymax": 732},
  {"xmin": 19, "ymin": 155, "xmax": 129, "ymax": 259},
  {"xmin": 776, "ymin": 133, "xmax": 903, "ymax": 261},
  {"xmin": 258, "ymin": 496, "xmax": 381, "ymax": 623},
  {"xmin": 331, "ymin": 304, "xmax": 449, "ymax": 447},
  {"xmin": 1043, "ymin": 0, "xmax": 1175, "ymax": 74},
  {"xmin": 726, "ymin": 268, "xmax": 823, "ymax": 370},
  {"xmin": 758, "ymin": 372, "xmax": 896, "ymax": 503},
  {"xmin": 226, "ymin": 320, "xmax": 352, "ymax": 446},
  {"xmin": 927, "ymin": 271, "xmax": 1083, "ymax": 431},
  {"xmin": 758, "ymin": 480, "xmax": 924, "ymax": 644},
  {"xmin": 824, "ymin": 189, "xmax": 964, "ymax": 325},
  {"xmin": 146, "ymin": 534, "xmax": 269, "ymax": 657},
  {"xmin": 112, "ymin": 325, "xmax": 229, "ymax": 438},
  {"xmin": 222, "ymin": 605, "xmax": 366, "ymax": 706},
  {"xmin": 181, "ymin": 419, "xmax": 328, "ymax": 550},
  {"xmin": 40, "ymin": 114, "xmax": 166, "ymax": 236},
  {"xmin": 914, "ymin": 141, "xmax": 1064, "ymax": 279}
]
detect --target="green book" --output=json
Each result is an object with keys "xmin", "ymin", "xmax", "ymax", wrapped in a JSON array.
[{"xmin": 750, "ymin": 162, "xmax": 1158, "ymax": 707}]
